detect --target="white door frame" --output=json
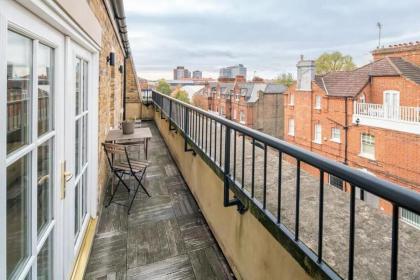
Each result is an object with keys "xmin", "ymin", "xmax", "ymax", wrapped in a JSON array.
[{"xmin": 0, "ymin": 1, "xmax": 99, "ymax": 279}]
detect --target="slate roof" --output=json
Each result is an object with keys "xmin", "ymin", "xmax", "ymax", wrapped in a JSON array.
[
  {"xmin": 263, "ymin": 83, "xmax": 287, "ymax": 94},
  {"xmin": 314, "ymin": 57, "xmax": 420, "ymax": 97}
]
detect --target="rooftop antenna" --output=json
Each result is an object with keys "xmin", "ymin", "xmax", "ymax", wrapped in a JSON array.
[{"xmin": 377, "ymin": 22, "xmax": 382, "ymax": 48}]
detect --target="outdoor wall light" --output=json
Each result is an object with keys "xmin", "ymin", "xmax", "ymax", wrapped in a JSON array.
[
  {"xmin": 107, "ymin": 52, "xmax": 115, "ymax": 66},
  {"xmin": 356, "ymin": 118, "xmax": 360, "ymax": 126},
  {"xmin": 119, "ymin": 65, "xmax": 124, "ymax": 73}
]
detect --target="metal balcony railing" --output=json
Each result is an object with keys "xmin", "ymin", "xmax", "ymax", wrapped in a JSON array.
[{"xmin": 152, "ymin": 90, "xmax": 420, "ymax": 280}]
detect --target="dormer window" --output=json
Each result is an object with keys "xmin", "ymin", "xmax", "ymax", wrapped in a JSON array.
[{"xmin": 241, "ymin": 88, "xmax": 247, "ymax": 96}]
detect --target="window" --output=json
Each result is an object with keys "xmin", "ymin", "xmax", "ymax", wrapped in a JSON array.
[
  {"xmin": 314, "ymin": 123, "xmax": 322, "ymax": 143},
  {"xmin": 289, "ymin": 93, "xmax": 295, "ymax": 106},
  {"xmin": 331, "ymin": 127, "xmax": 340, "ymax": 142},
  {"xmin": 401, "ymin": 208, "xmax": 420, "ymax": 229},
  {"xmin": 329, "ymin": 174, "xmax": 343, "ymax": 190},
  {"xmin": 315, "ymin": 95, "xmax": 321, "ymax": 109},
  {"xmin": 233, "ymin": 108, "xmax": 237, "ymax": 119},
  {"xmin": 361, "ymin": 133, "xmax": 375, "ymax": 159},
  {"xmin": 220, "ymin": 106, "xmax": 224, "ymax": 116},
  {"xmin": 240, "ymin": 111, "xmax": 245, "ymax": 123},
  {"xmin": 288, "ymin": 118, "xmax": 295, "ymax": 136},
  {"xmin": 359, "ymin": 93, "xmax": 366, "ymax": 103}
]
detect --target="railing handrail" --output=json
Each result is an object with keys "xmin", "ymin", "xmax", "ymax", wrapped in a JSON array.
[
  {"xmin": 153, "ymin": 89, "xmax": 420, "ymax": 214},
  {"xmin": 355, "ymin": 101, "xmax": 420, "ymax": 110}
]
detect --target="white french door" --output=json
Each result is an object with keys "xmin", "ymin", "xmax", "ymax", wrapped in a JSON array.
[
  {"xmin": 0, "ymin": 2, "xmax": 65, "ymax": 279},
  {"xmin": 384, "ymin": 90, "xmax": 400, "ymax": 120},
  {"xmin": 1, "ymin": 2, "xmax": 99, "ymax": 280},
  {"xmin": 62, "ymin": 41, "xmax": 92, "ymax": 279}
]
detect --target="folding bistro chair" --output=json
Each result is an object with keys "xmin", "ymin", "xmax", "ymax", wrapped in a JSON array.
[{"xmin": 102, "ymin": 143, "xmax": 150, "ymax": 214}]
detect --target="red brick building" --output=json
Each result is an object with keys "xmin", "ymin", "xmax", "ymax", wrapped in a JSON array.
[
  {"xmin": 284, "ymin": 44, "xmax": 420, "ymax": 225},
  {"xmin": 193, "ymin": 76, "xmax": 287, "ymax": 139}
]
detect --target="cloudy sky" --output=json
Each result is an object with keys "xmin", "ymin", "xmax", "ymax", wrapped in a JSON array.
[{"xmin": 125, "ymin": 0, "xmax": 420, "ymax": 80}]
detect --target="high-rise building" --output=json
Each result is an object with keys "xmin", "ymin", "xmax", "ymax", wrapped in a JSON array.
[
  {"xmin": 173, "ymin": 66, "xmax": 191, "ymax": 80},
  {"xmin": 192, "ymin": 70, "xmax": 202, "ymax": 79},
  {"xmin": 219, "ymin": 64, "xmax": 247, "ymax": 79}
]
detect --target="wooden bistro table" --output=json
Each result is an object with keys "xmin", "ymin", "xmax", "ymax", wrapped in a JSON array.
[{"xmin": 105, "ymin": 127, "xmax": 153, "ymax": 159}]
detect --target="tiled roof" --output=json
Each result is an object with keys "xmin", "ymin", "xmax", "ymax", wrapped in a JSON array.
[
  {"xmin": 263, "ymin": 84, "xmax": 287, "ymax": 94},
  {"xmin": 314, "ymin": 57, "xmax": 420, "ymax": 97},
  {"xmin": 389, "ymin": 57, "xmax": 420, "ymax": 85}
]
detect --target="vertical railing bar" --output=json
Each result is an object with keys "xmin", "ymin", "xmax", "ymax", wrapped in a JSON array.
[
  {"xmin": 263, "ymin": 143, "xmax": 267, "ymax": 209},
  {"xmin": 214, "ymin": 119, "xmax": 217, "ymax": 162},
  {"xmin": 233, "ymin": 130, "xmax": 237, "ymax": 180},
  {"xmin": 251, "ymin": 138, "xmax": 255, "ymax": 198},
  {"xmin": 205, "ymin": 116, "xmax": 208, "ymax": 153},
  {"xmin": 277, "ymin": 150, "xmax": 282, "ymax": 224},
  {"xmin": 295, "ymin": 160, "xmax": 301, "ymax": 241},
  {"xmin": 201, "ymin": 112, "xmax": 204, "ymax": 148},
  {"xmin": 219, "ymin": 124, "xmax": 223, "ymax": 167},
  {"xmin": 348, "ymin": 184, "xmax": 356, "ymax": 280},
  {"xmin": 317, "ymin": 170, "xmax": 324, "ymax": 263},
  {"xmin": 210, "ymin": 119, "xmax": 213, "ymax": 158},
  {"xmin": 241, "ymin": 134, "xmax": 245, "ymax": 189},
  {"xmin": 390, "ymin": 203, "xmax": 399, "ymax": 280}
]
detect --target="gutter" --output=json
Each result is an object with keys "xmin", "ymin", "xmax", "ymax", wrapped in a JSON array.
[{"xmin": 110, "ymin": 0, "xmax": 130, "ymax": 120}]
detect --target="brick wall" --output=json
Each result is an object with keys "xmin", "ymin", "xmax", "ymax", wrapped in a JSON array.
[
  {"xmin": 284, "ymin": 78, "xmax": 420, "ymax": 214},
  {"xmin": 372, "ymin": 43, "xmax": 420, "ymax": 66},
  {"xmin": 88, "ymin": 0, "xmax": 126, "ymax": 206}
]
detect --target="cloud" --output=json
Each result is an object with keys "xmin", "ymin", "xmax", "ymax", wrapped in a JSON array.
[{"xmin": 125, "ymin": 0, "xmax": 420, "ymax": 80}]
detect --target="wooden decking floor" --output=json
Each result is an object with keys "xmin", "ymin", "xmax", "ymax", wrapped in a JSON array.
[{"xmin": 84, "ymin": 122, "xmax": 234, "ymax": 280}]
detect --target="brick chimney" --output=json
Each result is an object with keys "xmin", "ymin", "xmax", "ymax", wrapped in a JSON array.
[
  {"xmin": 252, "ymin": 76, "xmax": 265, "ymax": 83},
  {"xmin": 372, "ymin": 42, "xmax": 420, "ymax": 66},
  {"xmin": 234, "ymin": 75, "xmax": 246, "ymax": 83},
  {"xmin": 296, "ymin": 55, "xmax": 315, "ymax": 91}
]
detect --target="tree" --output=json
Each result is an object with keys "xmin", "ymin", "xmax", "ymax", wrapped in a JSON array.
[
  {"xmin": 156, "ymin": 79, "xmax": 171, "ymax": 95},
  {"xmin": 274, "ymin": 73, "xmax": 294, "ymax": 87},
  {"xmin": 315, "ymin": 51, "xmax": 356, "ymax": 75},
  {"xmin": 175, "ymin": 90, "xmax": 190, "ymax": 103}
]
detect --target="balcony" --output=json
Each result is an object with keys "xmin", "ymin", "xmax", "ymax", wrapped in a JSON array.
[
  {"xmin": 353, "ymin": 102, "xmax": 420, "ymax": 134},
  {"xmin": 85, "ymin": 92, "xmax": 420, "ymax": 279}
]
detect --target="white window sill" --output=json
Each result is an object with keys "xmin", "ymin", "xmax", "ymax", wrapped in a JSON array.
[
  {"xmin": 313, "ymin": 140, "xmax": 322, "ymax": 145},
  {"xmin": 289, "ymin": 104, "xmax": 295, "ymax": 107},
  {"xmin": 359, "ymin": 153, "xmax": 376, "ymax": 160},
  {"xmin": 288, "ymin": 133, "xmax": 295, "ymax": 137},
  {"xmin": 330, "ymin": 138, "xmax": 341, "ymax": 143},
  {"xmin": 239, "ymin": 121, "xmax": 246, "ymax": 125},
  {"xmin": 314, "ymin": 107, "xmax": 321, "ymax": 110}
]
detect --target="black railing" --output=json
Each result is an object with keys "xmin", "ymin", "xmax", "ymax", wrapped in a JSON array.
[{"xmin": 152, "ymin": 90, "xmax": 420, "ymax": 280}]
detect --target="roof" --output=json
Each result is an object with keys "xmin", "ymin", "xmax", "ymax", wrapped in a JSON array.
[
  {"xmin": 263, "ymin": 84, "xmax": 287, "ymax": 94},
  {"xmin": 388, "ymin": 57, "xmax": 420, "ymax": 84},
  {"xmin": 246, "ymin": 83, "xmax": 267, "ymax": 103},
  {"xmin": 180, "ymin": 85, "xmax": 205, "ymax": 100},
  {"xmin": 314, "ymin": 57, "xmax": 420, "ymax": 97}
]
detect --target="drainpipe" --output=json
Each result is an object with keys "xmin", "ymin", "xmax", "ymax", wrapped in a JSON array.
[
  {"xmin": 344, "ymin": 97, "xmax": 348, "ymax": 165},
  {"xmin": 111, "ymin": 0, "xmax": 130, "ymax": 120},
  {"xmin": 123, "ymin": 57, "xmax": 127, "ymax": 120}
]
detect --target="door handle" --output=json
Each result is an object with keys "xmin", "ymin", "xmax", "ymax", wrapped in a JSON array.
[
  {"xmin": 61, "ymin": 161, "xmax": 73, "ymax": 199},
  {"xmin": 64, "ymin": 172, "xmax": 73, "ymax": 182}
]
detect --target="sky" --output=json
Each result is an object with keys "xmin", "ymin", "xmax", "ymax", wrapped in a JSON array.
[{"xmin": 124, "ymin": 0, "xmax": 420, "ymax": 80}]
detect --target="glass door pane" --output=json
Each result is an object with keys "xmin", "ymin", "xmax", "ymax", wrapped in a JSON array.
[
  {"xmin": 7, "ymin": 31, "xmax": 32, "ymax": 154},
  {"xmin": 6, "ymin": 154, "xmax": 31, "ymax": 278},
  {"xmin": 73, "ymin": 57, "xmax": 89, "ymax": 242}
]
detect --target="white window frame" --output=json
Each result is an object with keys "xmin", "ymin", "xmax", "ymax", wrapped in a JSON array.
[
  {"xmin": 239, "ymin": 111, "xmax": 245, "ymax": 124},
  {"xmin": 288, "ymin": 118, "xmax": 295, "ymax": 136},
  {"xmin": 330, "ymin": 127, "xmax": 340, "ymax": 143},
  {"xmin": 360, "ymin": 133, "xmax": 375, "ymax": 160},
  {"xmin": 315, "ymin": 95, "xmax": 321, "ymax": 109},
  {"xmin": 313, "ymin": 123, "xmax": 322, "ymax": 144},
  {"xmin": 289, "ymin": 93, "xmax": 295, "ymax": 106}
]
